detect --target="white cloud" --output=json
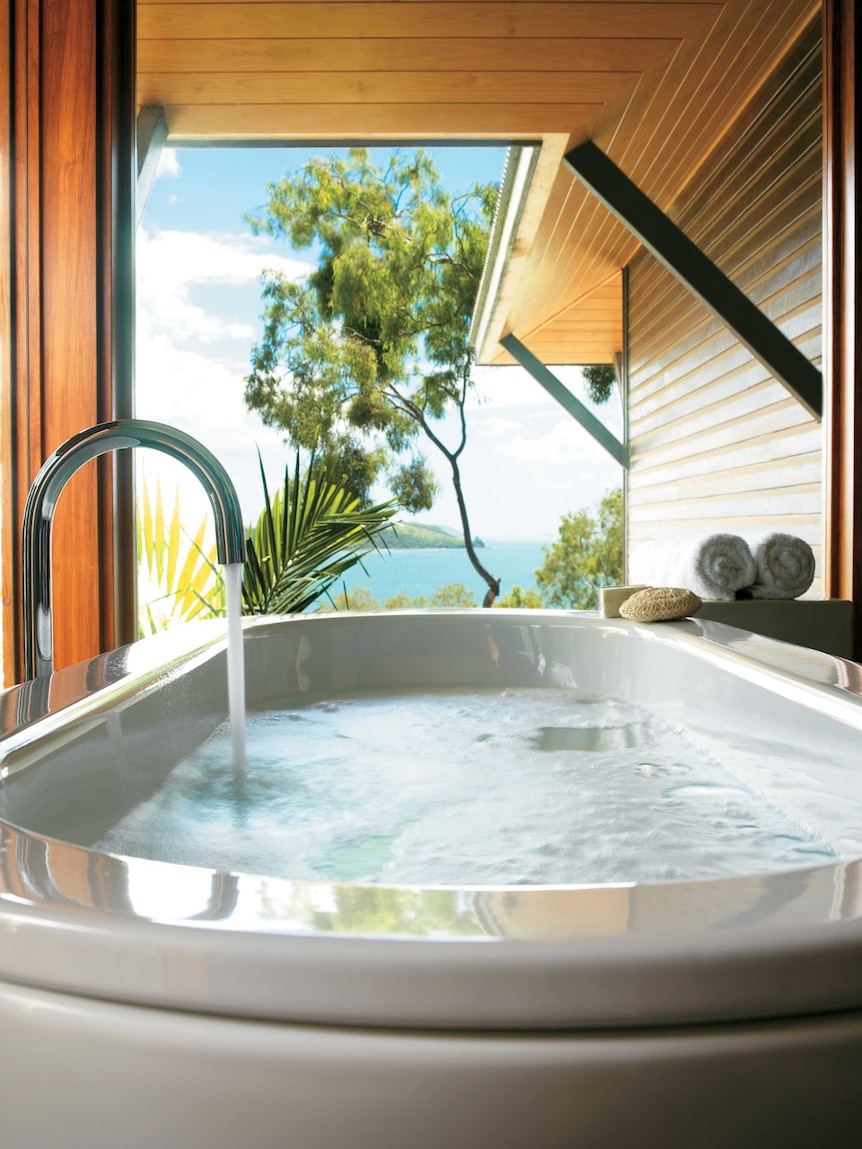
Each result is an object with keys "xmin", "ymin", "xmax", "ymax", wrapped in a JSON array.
[
  {"xmin": 135, "ymin": 330, "xmax": 292, "ymax": 523},
  {"xmin": 157, "ymin": 148, "xmax": 181, "ymax": 180},
  {"xmin": 495, "ymin": 419, "xmax": 608, "ymax": 465},
  {"xmin": 474, "ymin": 416, "xmax": 525, "ymax": 438},
  {"xmin": 135, "ymin": 227, "xmax": 314, "ymax": 521},
  {"xmin": 137, "ymin": 229, "xmax": 311, "ymax": 346},
  {"xmin": 139, "ymin": 229, "xmax": 308, "ymax": 290},
  {"xmin": 469, "ymin": 364, "xmax": 623, "ymax": 437},
  {"xmin": 470, "ymin": 365, "xmax": 557, "ymax": 411}
]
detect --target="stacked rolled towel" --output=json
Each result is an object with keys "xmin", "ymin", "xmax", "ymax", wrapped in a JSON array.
[
  {"xmin": 628, "ymin": 534, "xmax": 756, "ymax": 601},
  {"xmin": 741, "ymin": 532, "xmax": 815, "ymax": 599}
]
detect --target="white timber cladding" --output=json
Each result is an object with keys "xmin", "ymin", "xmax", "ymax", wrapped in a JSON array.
[{"xmin": 625, "ymin": 15, "xmax": 823, "ymax": 597}]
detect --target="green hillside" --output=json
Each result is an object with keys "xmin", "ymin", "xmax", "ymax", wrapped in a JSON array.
[{"xmin": 382, "ymin": 523, "xmax": 463, "ymax": 549}]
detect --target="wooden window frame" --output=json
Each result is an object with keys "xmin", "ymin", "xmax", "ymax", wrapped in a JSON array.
[
  {"xmin": 824, "ymin": 0, "xmax": 860, "ymax": 654},
  {"xmin": 0, "ymin": 0, "xmax": 135, "ymax": 686}
]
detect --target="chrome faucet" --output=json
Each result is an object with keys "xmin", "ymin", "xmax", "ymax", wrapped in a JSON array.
[{"xmin": 22, "ymin": 419, "xmax": 245, "ymax": 679}]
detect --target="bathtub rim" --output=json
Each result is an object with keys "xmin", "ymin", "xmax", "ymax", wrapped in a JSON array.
[
  {"xmin": 2, "ymin": 610, "xmax": 862, "ymax": 1030},
  {"xmin": 4, "ymin": 609, "xmax": 862, "ymax": 762}
]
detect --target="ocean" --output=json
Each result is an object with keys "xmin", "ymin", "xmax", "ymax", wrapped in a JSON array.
[{"xmin": 339, "ymin": 541, "xmax": 548, "ymax": 604}]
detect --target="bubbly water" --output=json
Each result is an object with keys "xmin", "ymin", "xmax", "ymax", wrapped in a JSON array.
[
  {"xmin": 223, "ymin": 562, "xmax": 246, "ymax": 781},
  {"xmin": 94, "ymin": 688, "xmax": 837, "ymax": 886}
]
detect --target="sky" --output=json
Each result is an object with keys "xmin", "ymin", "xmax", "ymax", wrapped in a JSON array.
[{"xmin": 136, "ymin": 146, "xmax": 623, "ymax": 543}]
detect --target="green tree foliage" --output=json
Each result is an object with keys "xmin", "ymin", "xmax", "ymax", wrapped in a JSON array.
[
  {"xmin": 325, "ymin": 585, "xmax": 382, "ymax": 612},
  {"xmin": 582, "ymin": 364, "xmax": 617, "ymax": 405},
  {"xmin": 493, "ymin": 585, "xmax": 545, "ymax": 609},
  {"xmin": 535, "ymin": 488, "xmax": 623, "ymax": 610},
  {"xmin": 424, "ymin": 582, "xmax": 479, "ymax": 608},
  {"xmin": 326, "ymin": 581, "xmax": 478, "ymax": 611},
  {"xmin": 244, "ymin": 148, "xmax": 503, "ymax": 604}
]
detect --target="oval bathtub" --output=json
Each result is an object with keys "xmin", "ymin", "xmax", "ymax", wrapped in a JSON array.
[{"xmin": 2, "ymin": 609, "xmax": 862, "ymax": 1147}]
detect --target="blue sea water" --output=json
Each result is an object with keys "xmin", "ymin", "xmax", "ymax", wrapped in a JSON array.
[{"xmin": 339, "ymin": 541, "xmax": 548, "ymax": 604}]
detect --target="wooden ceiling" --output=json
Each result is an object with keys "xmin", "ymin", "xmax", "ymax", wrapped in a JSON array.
[
  {"xmin": 137, "ymin": 2, "xmax": 690, "ymax": 139},
  {"xmin": 137, "ymin": 0, "xmax": 821, "ymax": 367}
]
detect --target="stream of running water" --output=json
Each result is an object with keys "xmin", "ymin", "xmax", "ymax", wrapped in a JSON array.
[{"xmin": 223, "ymin": 562, "xmax": 246, "ymax": 782}]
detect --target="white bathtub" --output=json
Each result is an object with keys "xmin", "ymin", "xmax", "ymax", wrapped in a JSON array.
[{"xmin": 2, "ymin": 610, "xmax": 862, "ymax": 1147}]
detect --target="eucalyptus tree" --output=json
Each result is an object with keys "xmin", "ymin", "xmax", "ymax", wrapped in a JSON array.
[{"xmin": 244, "ymin": 148, "xmax": 503, "ymax": 604}]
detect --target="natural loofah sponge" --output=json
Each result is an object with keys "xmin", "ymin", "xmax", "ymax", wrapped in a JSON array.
[{"xmin": 618, "ymin": 586, "xmax": 702, "ymax": 623}]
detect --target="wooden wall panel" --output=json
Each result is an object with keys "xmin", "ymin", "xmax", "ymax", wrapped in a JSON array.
[
  {"xmin": 0, "ymin": 0, "xmax": 135, "ymax": 686},
  {"xmin": 626, "ymin": 17, "xmax": 825, "ymax": 597},
  {"xmin": 40, "ymin": 0, "xmax": 102, "ymax": 677}
]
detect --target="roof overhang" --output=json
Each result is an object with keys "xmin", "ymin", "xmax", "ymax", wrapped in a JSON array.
[{"xmin": 138, "ymin": 0, "xmax": 822, "ymax": 371}]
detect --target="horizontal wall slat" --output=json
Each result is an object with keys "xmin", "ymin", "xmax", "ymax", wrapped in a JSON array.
[
  {"xmin": 631, "ymin": 193, "xmax": 821, "ymax": 347},
  {"xmin": 630, "ymin": 426, "xmax": 822, "ymax": 483},
  {"xmin": 630, "ymin": 401, "xmax": 817, "ymax": 468},
  {"xmin": 627, "ymin": 487, "xmax": 822, "ymax": 521},
  {"xmin": 138, "ymin": 37, "xmax": 682, "ymax": 74},
  {"xmin": 628, "ymin": 454, "xmax": 822, "ymax": 503},
  {"xmin": 140, "ymin": 70, "xmax": 636, "ymax": 106},
  {"xmin": 628, "ymin": 516, "xmax": 822, "ymax": 541},
  {"xmin": 632, "ymin": 385, "xmax": 817, "ymax": 455},
  {"xmin": 138, "ymin": 4, "xmax": 723, "ymax": 41},
  {"xmin": 163, "ymin": 103, "xmax": 604, "ymax": 138},
  {"xmin": 631, "ymin": 328, "xmax": 822, "ymax": 434}
]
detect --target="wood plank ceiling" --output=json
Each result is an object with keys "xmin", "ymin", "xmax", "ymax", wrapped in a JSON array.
[{"xmin": 137, "ymin": 0, "xmax": 820, "ymax": 367}]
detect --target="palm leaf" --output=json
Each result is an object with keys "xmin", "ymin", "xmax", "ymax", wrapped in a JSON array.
[
  {"xmin": 153, "ymin": 477, "xmax": 166, "ymax": 583},
  {"xmin": 166, "ymin": 487, "xmax": 181, "ymax": 591},
  {"xmin": 139, "ymin": 477, "xmax": 155, "ymax": 576},
  {"xmin": 136, "ymin": 476, "xmax": 224, "ymax": 634},
  {"xmin": 176, "ymin": 519, "xmax": 220, "ymax": 618},
  {"xmin": 241, "ymin": 451, "xmax": 397, "ymax": 615}
]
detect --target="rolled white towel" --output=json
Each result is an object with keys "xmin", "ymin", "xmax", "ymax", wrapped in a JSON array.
[
  {"xmin": 742, "ymin": 532, "xmax": 815, "ymax": 599},
  {"xmin": 628, "ymin": 534, "xmax": 756, "ymax": 601}
]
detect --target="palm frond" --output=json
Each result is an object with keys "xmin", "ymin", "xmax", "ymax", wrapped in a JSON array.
[
  {"xmin": 241, "ymin": 451, "xmax": 398, "ymax": 615},
  {"xmin": 136, "ymin": 476, "xmax": 222, "ymax": 635}
]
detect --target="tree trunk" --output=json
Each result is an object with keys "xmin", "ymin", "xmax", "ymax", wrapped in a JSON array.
[
  {"xmin": 402, "ymin": 389, "xmax": 500, "ymax": 607},
  {"xmin": 448, "ymin": 455, "xmax": 500, "ymax": 607}
]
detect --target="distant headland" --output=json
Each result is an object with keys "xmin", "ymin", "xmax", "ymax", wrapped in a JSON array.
[{"xmin": 381, "ymin": 523, "xmax": 485, "ymax": 549}]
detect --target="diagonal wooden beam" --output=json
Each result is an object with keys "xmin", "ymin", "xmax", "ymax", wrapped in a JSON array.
[
  {"xmin": 564, "ymin": 140, "xmax": 822, "ymax": 420},
  {"xmin": 500, "ymin": 334, "xmax": 629, "ymax": 469}
]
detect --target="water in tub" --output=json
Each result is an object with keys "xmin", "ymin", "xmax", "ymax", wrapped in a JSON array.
[{"xmin": 91, "ymin": 687, "xmax": 837, "ymax": 885}]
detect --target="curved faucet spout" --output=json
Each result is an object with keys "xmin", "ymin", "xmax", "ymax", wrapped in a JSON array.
[{"xmin": 23, "ymin": 419, "xmax": 245, "ymax": 680}]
